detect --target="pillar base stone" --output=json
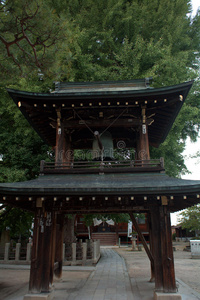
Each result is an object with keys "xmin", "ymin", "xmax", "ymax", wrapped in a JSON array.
[
  {"xmin": 24, "ymin": 290, "xmax": 54, "ymax": 300},
  {"xmin": 154, "ymin": 292, "xmax": 182, "ymax": 300}
]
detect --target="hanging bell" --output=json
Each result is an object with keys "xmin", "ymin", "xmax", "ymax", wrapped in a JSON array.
[{"xmin": 92, "ymin": 131, "xmax": 114, "ymax": 161}]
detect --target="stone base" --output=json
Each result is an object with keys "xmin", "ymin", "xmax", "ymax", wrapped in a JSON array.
[
  {"xmin": 154, "ymin": 292, "xmax": 182, "ymax": 300},
  {"xmin": 24, "ymin": 290, "xmax": 54, "ymax": 300}
]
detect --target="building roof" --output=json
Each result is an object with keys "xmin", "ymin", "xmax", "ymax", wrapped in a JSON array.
[
  {"xmin": 0, "ymin": 172, "xmax": 200, "ymax": 213},
  {"xmin": 7, "ymin": 79, "xmax": 193, "ymax": 148}
]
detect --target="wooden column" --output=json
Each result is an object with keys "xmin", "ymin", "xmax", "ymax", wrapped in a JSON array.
[
  {"xmin": 49, "ymin": 211, "xmax": 57, "ymax": 286},
  {"xmin": 147, "ymin": 212, "xmax": 155, "ymax": 282},
  {"xmin": 29, "ymin": 205, "xmax": 56, "ymax": 293},
  {"xmin": 55, "ymin": 112, "xmax": 66, "ymax": 164},
  {"xmin": 150, "ymin": 201, "xmax": 176, "ymax": 293},
  {"xmin": 54, "ymin": 213, "xmax": 65, "ymax": 278},
  {"xmin": 160, "ymin": 204, "xmax": 176, "ymax": 292},
  {"xmin": 29, "ymin": 208, "xmax": 41, "ymax": 292},
  {"xmin": 137, "ymin": 106, "xmax": 150, "ymax": 160},
  {"xmin": 55, "ymin": 110, "xmax": 72, "ymax": 166}
]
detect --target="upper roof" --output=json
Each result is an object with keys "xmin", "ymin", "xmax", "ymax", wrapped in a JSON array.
[
  {"xmin": 7, "ymin": 79, "xmax": 193, "ymax": 148},
  {"xmin": 53, "ymin": 78, "xmax": 151, "ymax": 93}
]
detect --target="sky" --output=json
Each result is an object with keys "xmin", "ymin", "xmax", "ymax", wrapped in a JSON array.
[
  {"xmin": 170, "ymin": 138, "xmax": 200, "ymax": 226},
  {"xmin": 170, "ymin": 0, "xmax": 200, "ymax": 226},
  {"xmin": 191, "ymin": 0, "xmax": 200, "ymax": 16}
]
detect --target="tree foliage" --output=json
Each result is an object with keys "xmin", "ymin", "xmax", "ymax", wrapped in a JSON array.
[
  {"xmin": 0, "ymin": 0, "xmax": 200, "ymax": 237},
  {"xmin": 178, "ymin": 205, "xmax": 200, "ymax": 233},
  {"xmin": 0, "ymin": 206, "xmax": 33, "ymax": 243},
  {"xmin": 0, "ymin": 0, "xmax": 66, "ymax": 80}
]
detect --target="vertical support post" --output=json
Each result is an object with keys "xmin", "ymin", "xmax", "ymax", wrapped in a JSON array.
[
  {"xmin": 150, "ymin": 202, "xmax": 176, "ymax": 293},
  {"xmin": 29, "ymin": 207, "xmax": 56, "ymax": 293},
  {"xmin": 55, "ymin": 113, "xmax": 72, "ymax": 167},
  {"xmin": 82, "ymin": 242, "xmax": 87, "ymax": 263},
  {"xmin": 72, "ymin": 243, "xmax": 76, "ymax": 265},
  {"xmin": 160, "ymin": 204, "xmax": 176, "ymax": 292},
  {"xmin": 137, "ymin": 106, "xmax": 150, "ymax": 160},
  {"xmin": 93, "ymin": 241, "xmax": 97, "ymax": 263},
  {"xmin": 54, "ymin": 213, "xmax": 64, "ymax": 278},
  {"xmin": 63, "ymin": 243, "xmax": 65, "ymax": 261},
  {"xmin": 41, "ymin": 211, "xmax": 55, "ymax": 292},
  {"xmin": 4, "ymin": 243, "xmax": 10, "ymax": 261},
  {"xmin": 55, "ymin": 117, "xmax": 65, "ymax": 165},
  {"xmin": 147, "ymin": 213, "xmax": 155, "ymax": 282},
  {"xmin": 49, "ymin": 211, "xmax": 57, "ymax": 285},
  {"xmin": 15, "ymin": 243, "xmax": 21, "ymax": 261},
  {"xmin": 29, "ymin": 208, "xmax": 41, "ymax": 293},
  {"xmin": 26, "ymin": 243, "xmax": 32, "ymax": 262},
  {"xmin": 150, "ymin": 205, "xmax": 163, "ymax": 292}
]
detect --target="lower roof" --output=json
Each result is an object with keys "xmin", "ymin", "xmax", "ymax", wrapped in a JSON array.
[{"xmin": 0, "ymin": 172, "xmax": 200, "ymax": 213}]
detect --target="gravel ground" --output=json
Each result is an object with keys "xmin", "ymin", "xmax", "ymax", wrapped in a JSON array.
[
  {"xmin": 0, "ymin": 242, "xmax": 199, "ymax": 299},
  {"xmin": 115, "ymin": 241, "xmax": 200, "ymax": 295}
]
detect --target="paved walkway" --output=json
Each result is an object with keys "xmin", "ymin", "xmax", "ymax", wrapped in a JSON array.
[
  {"xmin": 1, "ymin": 247, "xmax": 200, "ymax": 300},
  {"xmin": 53, "ymin": 248, "xmax": 134, "ymax": 300}
]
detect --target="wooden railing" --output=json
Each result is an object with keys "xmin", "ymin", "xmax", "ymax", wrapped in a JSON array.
[{"xmin": 40, "ymin": 158, "xmax": 164, "ymax": 174}]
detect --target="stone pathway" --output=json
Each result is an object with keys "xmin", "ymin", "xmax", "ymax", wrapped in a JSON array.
[{"xmin": 54, "ymin": 248, "xmax": 134, "ymax": 300}]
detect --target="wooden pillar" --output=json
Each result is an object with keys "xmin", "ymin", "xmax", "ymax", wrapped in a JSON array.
[
  {"xmin": 55, "ymin": 111, "xmax": 72, "ymax": 166},
  {"xmin": 55, "ymin": 113, "xmax": 66, "ymax": 164},
  {"xmin": 137, "ymin": 106, "xmax": 150, "ymax": 160},
  {"xmin": 29, "ymin": 206, "xmax": 56, "ymax": 293},
  {"xmin": 29, "ymin": 208, "xmax": 41, "ymax": 293},
  {"xmin": 49, "ymin": 211, "xmax": 57, "ymax": 286},
  {"xmin": 150, "ymin": 202, "xmax": 176, "ymax": 293},
  {"xmin": 54, "ymin": 213, "xmax": 65, "ymax": 278},
  {"xmin": 160, "ymin": 204, "xmax": 176, "ymax": 292},
  {"xmin": 147, "ymin": 212, "xmax": 155, "ymax": 282}
]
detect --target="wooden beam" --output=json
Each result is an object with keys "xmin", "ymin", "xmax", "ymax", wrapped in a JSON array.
[
  {"xmin": 129, "ymin": 212, "xmax": 154, "ymax": 264},
  {"xmin": 59, "ymin": 118, "xmax": 154, "ymax": 129}
]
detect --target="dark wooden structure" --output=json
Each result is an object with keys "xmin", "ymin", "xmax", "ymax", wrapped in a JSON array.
[{"xmin": 1, "ymin": 79, "xmax": 200, "ymax": 297}]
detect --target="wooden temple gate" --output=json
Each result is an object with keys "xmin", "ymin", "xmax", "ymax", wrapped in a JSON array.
[{"xmin": 1, "ymin": 78, "xmax": 200, "ymax": 299}]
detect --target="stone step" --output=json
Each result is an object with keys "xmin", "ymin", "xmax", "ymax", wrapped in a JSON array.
[{"xmin": 92, "ymin": 233, "xmax": 116, "ymax": 245}]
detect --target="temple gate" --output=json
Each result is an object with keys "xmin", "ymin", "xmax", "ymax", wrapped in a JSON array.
[{"xmin": 1, "ymin": 78, "xmax": 200, "ymax": 299}]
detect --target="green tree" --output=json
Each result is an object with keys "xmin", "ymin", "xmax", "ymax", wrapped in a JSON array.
[
  {"xmin": 0, "ymin": 206, "xmax": 33, "ymax": 243},
  {"xmin": 0, "ymin": 0, "xmax": 66, "ymax": 80},
  {"xmin": 1, "ymin": 0, "xmax": 200, "ymax": 238},
  {"xmin": 178, "ymin": 205, "xmax": 200, "ymax": 235},
  {"xmin": 48, "ymin": 1, "xmax": 200, "ymax": 178}
]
